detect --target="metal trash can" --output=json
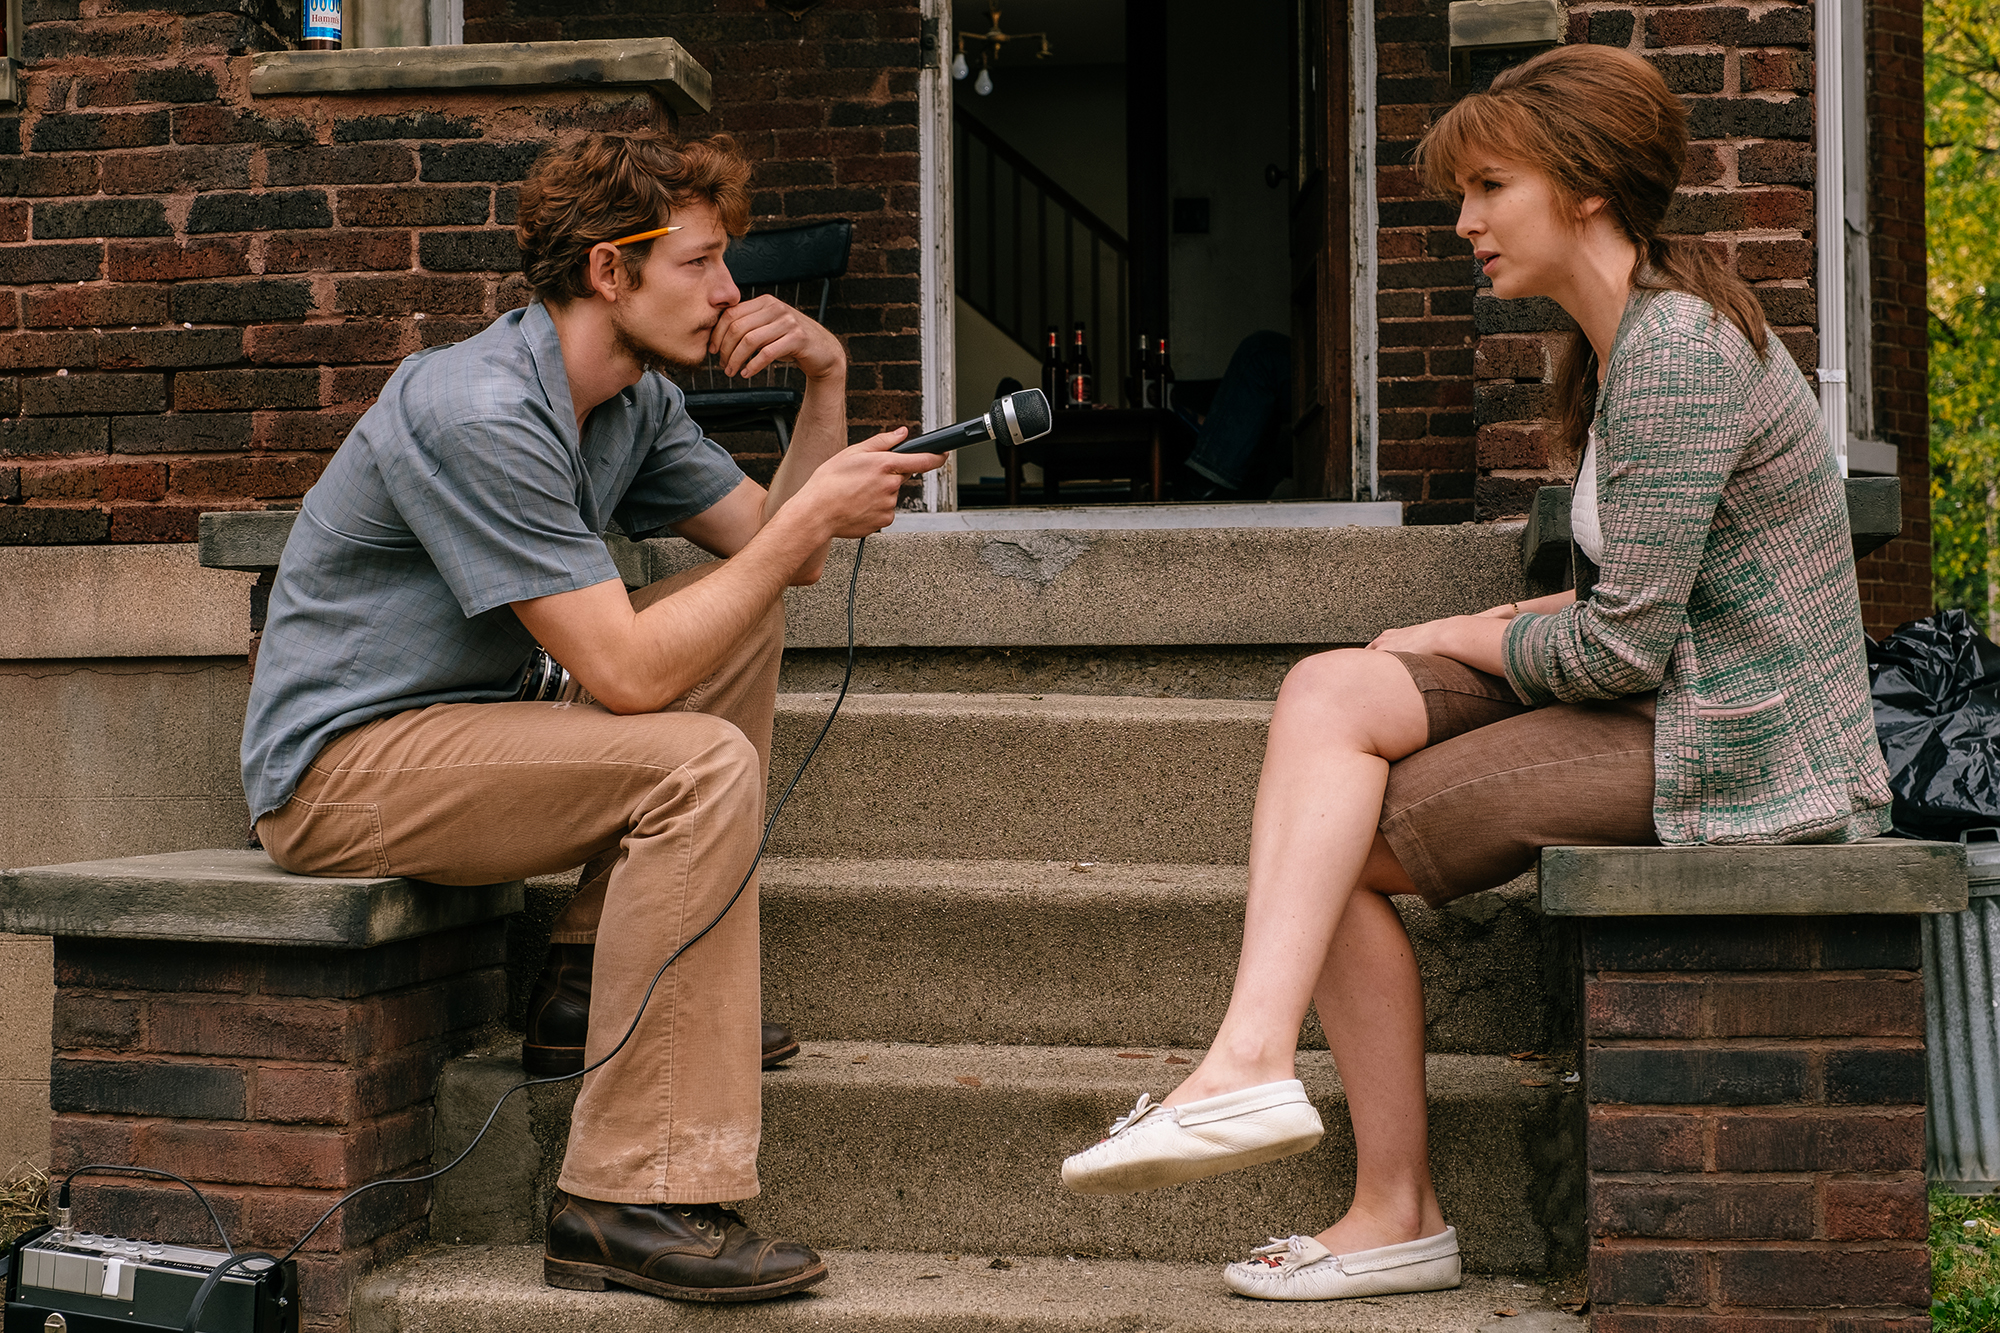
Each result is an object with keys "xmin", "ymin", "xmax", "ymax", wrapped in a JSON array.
[{"xmin": 1926, "ymin": 827, "xmax": 2000, "ymax": 1194}]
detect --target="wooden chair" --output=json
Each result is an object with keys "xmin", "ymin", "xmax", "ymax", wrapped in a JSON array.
[{"xmin": 682, "ymin": 219, "xmax": 853, "ymax": 451}]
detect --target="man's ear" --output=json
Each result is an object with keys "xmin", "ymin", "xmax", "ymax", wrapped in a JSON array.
[{"xmin": 584, "ymin": 242, "xmax": 626, "ymax": 304}]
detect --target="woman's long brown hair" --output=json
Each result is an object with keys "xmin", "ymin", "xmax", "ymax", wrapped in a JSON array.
[{"xmin": 1414, "ymin": 45, "xmax": 1769, "ymax": 460}]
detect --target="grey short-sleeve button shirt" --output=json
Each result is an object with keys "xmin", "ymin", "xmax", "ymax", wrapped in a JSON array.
[{"xmin": 240, "ymin": 302, "xmax": 746, "ymax": 819}]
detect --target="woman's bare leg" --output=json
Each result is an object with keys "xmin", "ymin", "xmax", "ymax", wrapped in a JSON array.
[
  {"xmin": 1166, "ymin": 648, "xmax": 1429, "ymax": 1105},
  {"xmin": 1310, "ymin": 861, "xmax": 1447, "ymax": 1254}
]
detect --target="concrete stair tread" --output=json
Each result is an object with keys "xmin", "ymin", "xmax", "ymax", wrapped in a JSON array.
[
  {"xmin": 766, "ymin": 1040, "xmax": 1570, "ymax": 1099},
  {"xmin": 362, "ymin": 1243, "xmax": 1577, "ymax": 1332},
  {"xmin": 776, "ymin": 691, "xmax": 1275, "ymax": 721},
  {"xmin": 762, "ymin": 855, "xmax": 1248, "ymax": 895}
]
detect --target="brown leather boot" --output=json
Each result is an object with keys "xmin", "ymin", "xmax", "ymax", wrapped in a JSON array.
[
  {"xmin": 522, "ymin": 943, "xmax": 798, "ymax": 1075},
  {"xmin": 544, "ymin": 1190, "xmax": 826, "ymax": 1301}
]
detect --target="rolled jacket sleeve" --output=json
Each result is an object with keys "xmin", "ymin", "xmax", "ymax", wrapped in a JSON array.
[{"xmin": 1502, "ymin": 318, "xmax": 1748, "ymax": 707}]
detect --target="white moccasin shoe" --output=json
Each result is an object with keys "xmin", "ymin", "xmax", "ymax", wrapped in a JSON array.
[
  {"xmin": 1060, "ymin": 1079, "xmax": 1324, "ymax": 1195},
  {"xmin": 1222, "ymin": 1226, "xmax": 1461, "ymax": 1301}
]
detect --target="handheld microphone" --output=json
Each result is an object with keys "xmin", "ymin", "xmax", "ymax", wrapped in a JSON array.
[{"xmin": 891, "ymin": 388, "xmax": 1053, "ymax": 454}]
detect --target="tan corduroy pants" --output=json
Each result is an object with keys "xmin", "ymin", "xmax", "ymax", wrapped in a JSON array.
[{"xmin": 259, "ymin": 562, "xmax": 784, "ymax": 1205}]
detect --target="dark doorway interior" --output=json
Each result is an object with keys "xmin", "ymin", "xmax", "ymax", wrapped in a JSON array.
[{"xmin": 949, "ymin": 0, "xmax": 1345, "ymax": 506}]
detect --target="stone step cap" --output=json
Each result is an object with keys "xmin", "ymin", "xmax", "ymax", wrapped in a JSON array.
[
  {"xmin": 1538, "ymin": 840, "xmax": 1968, "ymax": 917},
  {"xmin": 362, "ymin": 1243, "xmax": 1578, "ymax": 1333},
  {"xmin": 0, "ymin": 848, "xmax": 521, "ymax": 947}
]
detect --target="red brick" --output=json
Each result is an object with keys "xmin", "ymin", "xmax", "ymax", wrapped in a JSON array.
[
  {"xmin": 100, "ymin": 146, "xmax": 253, "ymax": 195},
  {"xmin": 1712, "ymin": 1245, "xmax": 1930, "ymax": 1307},
  {"xmin": 1477, "ymin": 422, "xmax": 1554, "ymax": 470},
  {"xmin": 334, "ymin": 274, "xmax": 485, "ymax": 317},
  {"xmin": 19, "ymin": 460, "xmax": 167, "ymax": 502},
  {"xmin": 1822, "ymin": 1176, "xmax": 1927, "ymax": 1240},
  {"xmin": 1593, "ymin": 1179, "xmax": 1815, "ymax": 1240},
  {"xmin": 1590, "ymin": 1242, "xmax": 1709, "ymax": 1306},
  {"xmin": 265, "ymin": 229, "xmax": 414, "ymax": 274},
  {"xmin": 53, "ymin": 995, "xmax": 141, "ymax": 1049},
  {"xmin": 1594, "ymin": 1316, "xmax": 1817, "ymax": 1332},
  {"xmin": 250, "ymin": 1041, "xmax": 453, "ymax": 1125},
  {"xmin": 50, "ymin": 1114, "xmax": 141, "ymax": 1173},
  {"xmin": 176, "ymin": 368, "xmax": 321, "ymax": 412},
  {"xmin": 1588, "ymin": 979, "xmax": 1702, "ymax": 1038},
  {"xmin": 1825, "ymin": 1319, "xmax": 1931, "ymax": 1333},
  {"xmin": 106, "ymin": 237, "xmax": 252, "ymax": 282},
  {"xmin": 1734, "ymin": 239, "xmax": 1813, "ymax": 282},
  {"xmin": 1473, "ymin": 333, "xmax": 1552, "ymax": 380},
  {"xmin": 0, "ymin": 202, "xmax": 27, "ymax": 244},
  {"xmin": 246, "ymin": 322, "xmax": 415, "ymax": 366},
  {"xmin": 108, "ymin": 504, "xmax": 203, "ymax": 542},
  {"xmin": 133, "ymin": 1107, "xmax": 431, "ymax": 1189},
  {"xmin": 171, "ymin": 454, "xmax": 328, "ymax": 499},
  {"xmin": 1706, "ymin": 977, "xmax": 1924, "ymax": 1038},
  {"xmin": 254, "ymin": 409, "xmax": 365, "ymax": 452},
  {"xmin": 22, "ymin": 284, "xmax": 169, "ymax": 329},
  {"xmin": 1743, "ymin": 50, "xmax": 1812, "ymax": 92},
  {"xmin": 146, "ymin": 996, "xmax": 356, "ymax": 1062},
  {"xmin": 1589, "ymin": 1111, "xmax": 1708, "ymax": 1172}
]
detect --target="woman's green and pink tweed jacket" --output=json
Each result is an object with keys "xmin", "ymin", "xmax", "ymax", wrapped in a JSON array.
[{"xmin": 1502, "ymin": 288, "xmax": 1893, "ymax": 845}]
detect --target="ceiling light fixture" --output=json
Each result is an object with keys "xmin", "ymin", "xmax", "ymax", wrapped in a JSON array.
[{"xmin": 953, "ymin": 7, "xmax": 1051, "ymax": 96}]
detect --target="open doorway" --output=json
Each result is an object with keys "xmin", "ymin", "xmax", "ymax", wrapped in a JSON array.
[{"xmin": 946, "ymin": 0, "xmax": 1350, "ymax": 509}]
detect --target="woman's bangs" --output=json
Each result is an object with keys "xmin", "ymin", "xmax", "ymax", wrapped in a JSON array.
[{"xmin": 1417, "ymin": 97, "xmax": 1546, "ymax": 197}]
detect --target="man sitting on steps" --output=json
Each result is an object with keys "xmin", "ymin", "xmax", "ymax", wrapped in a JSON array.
[{"xmin": 238, "ymin": 130, "xmax": 941, "ymax": 1303}]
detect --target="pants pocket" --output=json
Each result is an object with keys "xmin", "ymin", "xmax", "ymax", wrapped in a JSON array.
[{"xmin": 260, "ymin": 800, "xmax": 391, "ymax": 878}]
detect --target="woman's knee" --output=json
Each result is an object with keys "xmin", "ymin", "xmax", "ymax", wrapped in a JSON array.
[{"xmin": 1276, "ymin": 649, "xmax": 1428, "ymax": 755}]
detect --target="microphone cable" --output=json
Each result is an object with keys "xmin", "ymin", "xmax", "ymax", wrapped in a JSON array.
[{"xmin": 49, "ymin": 534, "xmax": 875, "ymax": 1333}]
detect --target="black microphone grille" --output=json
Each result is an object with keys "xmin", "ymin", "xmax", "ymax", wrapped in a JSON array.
[{"xmin": 1007, "ymin": 388, "xmax": 1053, "ymax": 442}]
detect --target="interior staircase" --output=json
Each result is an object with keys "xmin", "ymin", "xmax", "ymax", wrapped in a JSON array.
[{"xmin": 350, "ymin": 519, "xmax": 1590, "ymax": 1332}]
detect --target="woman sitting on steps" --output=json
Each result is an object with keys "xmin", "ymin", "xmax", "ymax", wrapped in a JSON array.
[{"xmin": 1057, "ymin": 43, "xmax": 1893, "ymax": 1302}]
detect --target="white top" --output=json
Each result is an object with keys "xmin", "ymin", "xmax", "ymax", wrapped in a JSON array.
[{"xmin": 1572, "ymin": 430, "xmax": 1603, "ymax": 564}]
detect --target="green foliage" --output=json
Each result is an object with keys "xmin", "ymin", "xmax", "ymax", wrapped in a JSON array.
[
  {"xmin": 1928, "ymin": 0, "xmax": 2000, "ymax": 633},
  {"xmin": 1933, "ymin": 1186, "xmax": 2000, "ymax": 1333}
]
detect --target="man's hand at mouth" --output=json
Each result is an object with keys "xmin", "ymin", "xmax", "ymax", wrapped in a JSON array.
[{"xmin": 711, "ymin": 295, "xmax": 846, "ymax": 383}]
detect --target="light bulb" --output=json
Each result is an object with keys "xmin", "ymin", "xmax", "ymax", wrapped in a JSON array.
[
  {"xmin": 974, "ymin": 66, "xmax": 993, "ymax": 95},
  {"xmin": 952, "ymin": 51, "xmax": 968, "ymax": 79}
]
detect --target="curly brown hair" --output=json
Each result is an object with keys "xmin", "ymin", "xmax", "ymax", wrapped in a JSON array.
[{"xmin": 516, "ymin": 131, "xmax": 754, "ymax": 305}]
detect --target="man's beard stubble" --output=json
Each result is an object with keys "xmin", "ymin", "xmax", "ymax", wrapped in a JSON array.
[{"xmin": 608, "ymin": 309, "xmax": 706, "ymax": 377}]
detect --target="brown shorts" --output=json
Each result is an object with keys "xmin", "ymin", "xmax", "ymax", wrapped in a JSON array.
[{"xmin": 1380, "ymin": 652, "xmax": 1658, "ymax": 907}]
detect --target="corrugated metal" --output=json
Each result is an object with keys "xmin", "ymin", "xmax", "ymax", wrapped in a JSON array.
[{"xmin": 1927, "ymin": 830, "xmax": 2000, "ymax": 1194}]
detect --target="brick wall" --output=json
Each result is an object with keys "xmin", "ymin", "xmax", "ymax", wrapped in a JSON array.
[
  {"xmin": 1854, "ymin": 0, "xmax": 1932, "ymax": 637},
  {"xmin": 463, "ymin": 0, "xmax": 925, "ymax": 492},
  {"xmin": 1465, "ymin": 1, "xmax": 1820, "ymax": 525},
  {"xmin": 48, "ymin": 921, "xmax": 508, "ymax": 1333},
  {"xmin": 0, "ymin": 0, "xmax": 924, "ymax": 543},
  {"xmin": 1375, "ymin": 0, "xmax": 1479, "ymax": 523},
  {"xmin": 1583, "ymin": 914, "xmax": 1932, "ymax": 1329}
]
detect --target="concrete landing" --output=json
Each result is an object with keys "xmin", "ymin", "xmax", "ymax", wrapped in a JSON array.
[{"xmin": 355, "ymin": 1244, "xmax": 1579, "ymax": 1333}]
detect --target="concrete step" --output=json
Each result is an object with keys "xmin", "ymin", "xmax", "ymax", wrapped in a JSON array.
[
  {"xmin": 764, "ymin": 693, "xmax": 1270, "ymax": 863},
  {"xmin": 760, "ymin": 858, "xmax": 1567, "ymax": 1056},
  {"xmin": 431, "ymin": 1042, "xmax": 1582, "ymax": 1276},
  {"xmin": 355, "ymin": 1243, "xmax": 1582, "ymax": 1333}
]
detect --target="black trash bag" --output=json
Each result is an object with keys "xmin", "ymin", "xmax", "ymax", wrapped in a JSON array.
[{"xmin": 1868, "ymin": 609, "xmax": 2000, "ymax": 840}]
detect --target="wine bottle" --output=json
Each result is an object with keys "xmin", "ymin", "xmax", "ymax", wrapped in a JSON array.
[
  {"xmin": 1040, "ymin": 326, "xmax": 1061, "ymax": 405},
  {"xmin": 1133, "ymin": 331, "xmax": 1152, "ymax": 409},
  {"xmin": 1156, "ymin": 336, "xmax": 1176, "ymax": 411},
  {"xmin": 1067, "ymin": 322, "xmax": 1094, "ymax": 408}
]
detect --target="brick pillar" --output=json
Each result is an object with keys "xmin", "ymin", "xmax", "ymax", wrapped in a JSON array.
[
  {"xmin": 45, "ymin": 913, "xmax": 509, "ymax": 1333},
  {"xmin": 1582, "ymin": 914, "xmax": 1932, "ymax": 1330}
]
